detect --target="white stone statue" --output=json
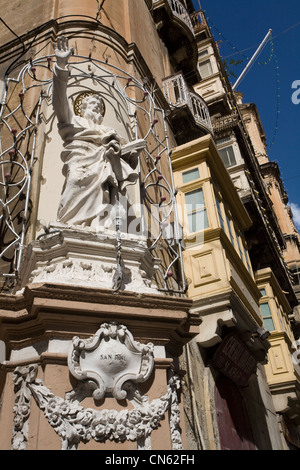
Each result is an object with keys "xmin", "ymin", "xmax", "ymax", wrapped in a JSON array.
[{"xmin": 52, "ymin": 36, "xmax": 146, "ymax": 228}]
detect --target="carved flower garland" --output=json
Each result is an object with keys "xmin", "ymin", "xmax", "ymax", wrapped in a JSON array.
[
  {"xmin": 11, "ymin": 365, "xmax": 38, "ymax": 450},
  {"xmin": 11, "ymin": 364, "xmax": 182, "ymax": 450}
]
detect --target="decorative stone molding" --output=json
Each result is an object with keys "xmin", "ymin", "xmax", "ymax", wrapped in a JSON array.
[
  {"xmin": 195, "ymin": 309, "xmax": 236, "ymax": 347},
  {"xmin": 10, "ymin": 363, "xmax": 182, "ymax": 450},
  {"xmin": 168, "ymin": 375, "xmax": 183, "ymax": 450},
  {"xmin": 68, "ymin": 322, "xmax": 155, "ymax": 400},
  {"xmin": 11, "ymin": 364, "xmax": 38, "ymax": 450},
  {"xmin": 9, "ymin": 324, "xmax": 184, "ymax": 450},
  {"xmin": 191, "ymin": 294, "xmax": 237, "ymax": 348}
]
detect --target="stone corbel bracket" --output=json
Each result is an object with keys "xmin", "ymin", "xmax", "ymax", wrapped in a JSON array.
[{"xmin": 68, "ymin": 322, "xmax": 154, "ymax": 400}]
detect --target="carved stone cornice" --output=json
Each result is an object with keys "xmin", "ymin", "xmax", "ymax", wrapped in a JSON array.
[
  {"xmin": 1, "ymin": 355, "xmax": 174, "ymax": 375},
  {"xmin": 0, "ymin": 282, "xmax": 197, "ymax": 355},
  {"xmin": 0, "ymin": 281, "xmax": 192, "ymax": 313},
  {"xmin": 18, "ymin": 227, "xmax": 161, "ymax": 296},
  {"xmin": 212, "ymin": 111, "xmax": 239, "ymax": 133}
]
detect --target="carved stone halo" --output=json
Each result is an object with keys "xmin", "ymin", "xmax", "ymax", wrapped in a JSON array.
[
  {"xmin": 73, "ymin": 91, "xmax": 106, "ymax": 117},
  {"xmin": 68, "ymin": 322, "xmax": 154, "ymax": 400}
]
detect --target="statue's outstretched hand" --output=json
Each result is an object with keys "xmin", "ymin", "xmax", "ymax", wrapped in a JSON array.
[{"xmin": 53, "ymin": 36, "xmax": 73, "ymax": 69}]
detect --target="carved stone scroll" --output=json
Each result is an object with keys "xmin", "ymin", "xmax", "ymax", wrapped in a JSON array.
[{"xmin": 68, "ymin": 322, "xmax": 154, "ymax": 400}]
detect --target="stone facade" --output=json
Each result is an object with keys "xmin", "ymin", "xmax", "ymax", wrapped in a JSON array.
[{"xmin": 0, "ymin": 0, "xmax": 299, "ymax": 451}]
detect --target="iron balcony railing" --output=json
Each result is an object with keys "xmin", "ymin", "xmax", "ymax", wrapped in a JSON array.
[
  {"xmin": 162, "ymin": 73, "xmax": 213, "ymax": 133},
  {"xmin": 153, "ymin": 0, "xmax": 194, "ymax": 36}
]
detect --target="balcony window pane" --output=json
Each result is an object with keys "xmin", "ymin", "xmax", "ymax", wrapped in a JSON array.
[
  {"xmin": 260, "ymin": 302, "xmax": 274, "ymax": 331},
  {"xmin": 185, "ymin": 188, "xmax": 204, "ymax": 206},
  {"xmin": 226, "ymin": 214, "xmax": 234, "ymax": 245},
  {"xmin": 198, "ymin": 50, "xmax": 209, "ymax": 59},
  {"xmin": 216, "ymin": 198, "xmax": 224, "ymax": 230},
  {"xmin": 182, "ymin": 168, "xmax": 200, "ymax": 183},
  {"xmin": 187, "ymin": 210, "xmax": 209, "ymax": 233},
  {"xmin": 263, "ymin": 317, "xmax": 275, "ymax": 332},
  {"xmin": 260, "ymin": 288, "xmax": 267, "ymax": 296},
  {"xmin": 237, "ymin": 234, "xmax": 244, "ymax": 260},
  {"xmin": 185, "ymin": 188, "xmax": 209, "ymax": 232},
  {"xmin": 199, "ymin": 59, "xmax": 213, "ymax": 79},
  {"xmin": 219, "ymin": 146, "xmax": 237, "ymax": 168}
]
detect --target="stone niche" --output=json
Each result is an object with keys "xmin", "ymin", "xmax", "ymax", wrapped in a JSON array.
[{"xmin": 36, "ymin": 63, "xmax": 137, "ymax": 232}]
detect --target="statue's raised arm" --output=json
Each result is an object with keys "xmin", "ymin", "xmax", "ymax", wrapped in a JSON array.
[{"xmin": 52, "ymin": 36, "xmax": 74, "ymax": 124}]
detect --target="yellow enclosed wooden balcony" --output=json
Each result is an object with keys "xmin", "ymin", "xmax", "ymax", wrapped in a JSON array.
[{"xmin": 171, "ymin": 135, "xmax": 269, "ymax": 364}]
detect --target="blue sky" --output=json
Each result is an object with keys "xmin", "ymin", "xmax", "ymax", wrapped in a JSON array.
[{"xmin": 192, "ymin": 0, "xmax": 300, "ymax": 230}]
